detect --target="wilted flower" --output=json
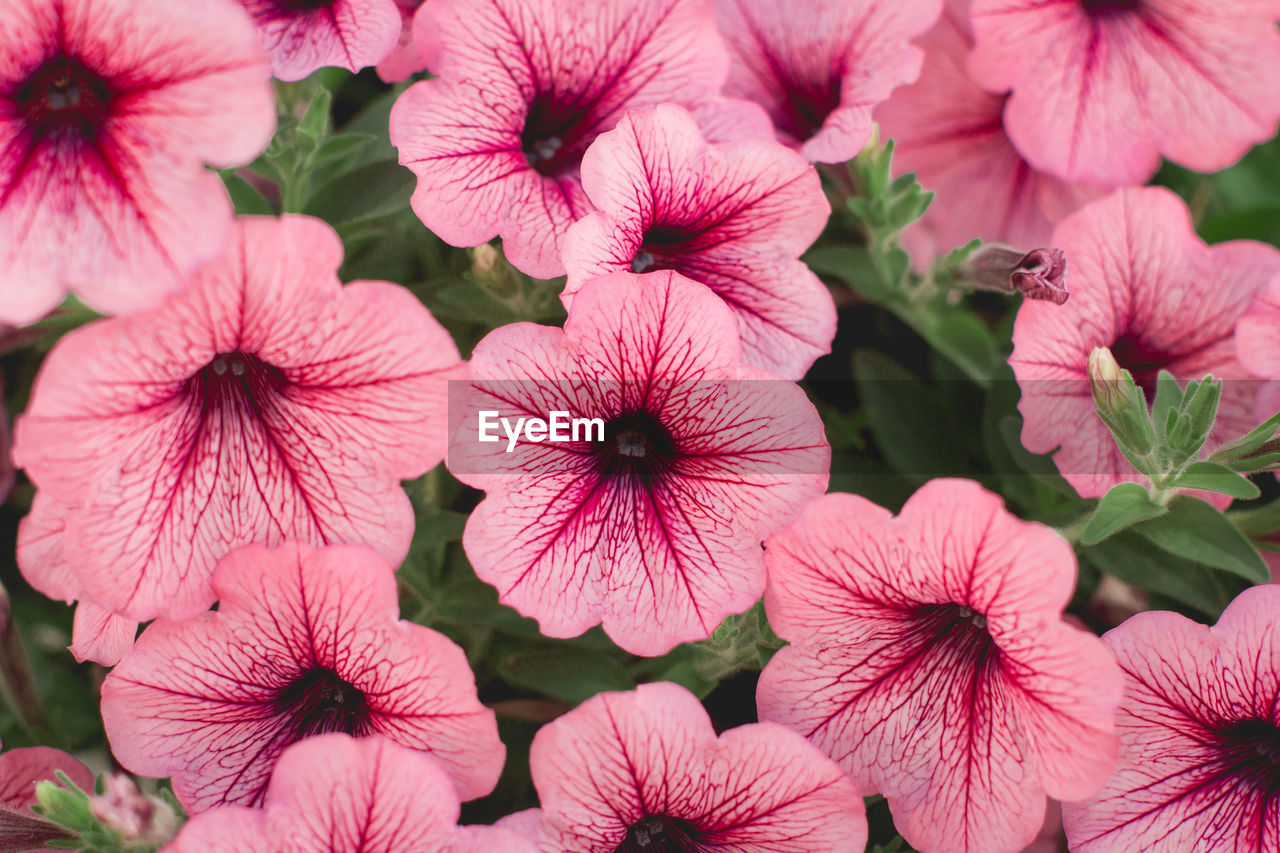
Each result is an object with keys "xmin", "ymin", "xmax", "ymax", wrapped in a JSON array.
[
  {"xmin": 1010, "ymin": 187, "xmax": 1280, "ymax": 499},
  {"xmin": 390, "ymin": 0, "xmax": 749, "ymax": 277},
  {"xmin": 959, "ymin": 244, "xmax": 1068, "ymax": 304},
  {"xmin": 0, "ymin": 0, "xmax": 274, "ymax": 324},
  {"xmin": 969, "ymin": 0, "xmax": 1280, "ymax": 186},
  {"xmin": 101, "ymin": 542, "xmax": 504, "ymax": 812},
  {"xmin": 513, "ymin": 682, "xmax": 868, "ymax": 852},
  {"xmin": 714, "ymin": 0, "xmax": 941, "ymax": 163},
  {"xmin": 562, "ymin": 104, "xmax": 834, "ymax": 379},
  {"xmin": 238, "ymin": 0, "xmax": 402, "ymax": 81},
  {"xmin": 449, "ymin": 270, "xmax": 829, "ymax": 656},
  {"xmin": 875, "ymin": 1, "xmax": 1104, "ymax": 263},
  {"xmin": 168, "ymin": 734, "xmax": 531, "ymax": 853},
  {"xmin": 13, "ymin": 215, "xmax": 463, "ymax": 658},
  {"xmin": 1063, "ymin": 585, "xmax": 1280, "ymax": 851},
  {"xmin": 757, "ymin": 480, "xmax": 1122, "ymax": 853}
]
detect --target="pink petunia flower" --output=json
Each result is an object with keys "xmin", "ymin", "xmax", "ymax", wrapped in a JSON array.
[
  {"xmin": 448, "ymin": 270, "xmax": 829, "ymax": 656},
  {"xmin": 167, "ymin": 734, "xmax": 530, "ymax": 853},
  {"xmin": 16, "ymin": 494, "xmax": 138, "ymax": 666},
  {"xmin": 1010, "ymin": 187, "xmax": 1280, "ymax": 499},
  {"xmin": 12, "ymin": 215, "xmax": 463, "ymax": 654},
  {"xmin": 389, "ymin": 0, "xmax": 746, "ymax": 278},
  {"xmin": 238, "ymin": 0, "xmax": 402, "ymax": 82},
  {"xmin": 0, "ymin": 0, "xmax": 275, "ymax": 325},
  {"xmin": 1062, "ymin": 584, "xmax": 1280, "ymax": 851},
  {"xmin": 756, "ymin": 479, "xmax": 1122, "ymax": 853},
  {"xmin": 100, "ymin": 541, "xmax": 504, "ymax": 813},
  {"xmin": 873, "ymin": 0, "xmax": 1104, "ymax": 264},
  {"xmin": 375, "ymin": 0, "xmax": 428, "ymax": 83},
  {"xmin": 562, "ymin": 104, "xmax": 834, "ymax": 379},
  {"xmin": 1236, "ymin": 272, "xmax": 1280, "ymax": 428},
  {"xmin": 968, "ymin": 0, "xmax": 1280, "ymax": 187},
  {"xmin": 714, "ymin": 0, "xmax": 942, "ymax": 163},
  {"xmin": 514, "ymin": 681, "xmax": 867, "ymax": 852}
]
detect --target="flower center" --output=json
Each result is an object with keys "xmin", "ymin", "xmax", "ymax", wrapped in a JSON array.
[
  {"xmin": 777, "ymin": 73, "xmax": 842, "ymax": 142},
  {"xmin": 191, "ymin": 351, "xmax": 287, "ymax": 406},
  {"xmin": 598, "ymin": 411, "xmax": 677, "ymax": 483},
  {"xmin": 274, "ymin": 667, "xmax": 371, "ymax": 741},
  {"xmin": 614, "ymin": 815, "xmax": 702, "ymax": 853},
  {"xmin": 1080, "ymin": 0, "xmax": 1142, "ymax": 18},
  {"xmin": 13, "ymin": 55, "xmax": 114, "ymax": 143},
  {"xmin": 1215, "ymin": 719, "xmax": 1280, "ymax": 795},
  {"xmin": 630, "ymin": 227, "xmax": 693, "ymax": 274},
  {"xmin": 521, "ymin": 94, "xmax": 591, "ymax": 177},
  {"xmin": 911, "ymin": 601, "xmax": 999, "ymax": 669},
  {"xmin": 1109, "ymin": 333, "xmax": 1171, "ymax": 403}
]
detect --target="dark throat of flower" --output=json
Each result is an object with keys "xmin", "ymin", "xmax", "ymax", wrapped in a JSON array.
[
  {"xmin": 777, "ymin": 73, "xmax": 842, "ymax": 143},
  {"xmin": 1109, "ymin": 334, "xmax": 1172, "ymax": 403},
  {"xmin": 596, "ymin": 410, "xmax": 678, "ymax": 485},
  {"xmin": 13, "ymin": 55, "xmax": 114, "ymax": 145},
  {"xmin": 1080, "ymin": 0, "xmax": 1142, "ymax": 20},
  {"xmin": 521, "ymin": 93, "xmax": 592, "ymax": 177},
  {"xmin": 273, "ymin": 667, "xmax": 372, "ymax": 742},
  {"xmin": 630, "ymin": 227, "xmax": 691, "ymax": 275},
  {"xmin": 614, "ymin": 815, "xmax": 703, "ymax": 853},
  {"xmin": 1212, "ymin": 718, "xmax": 1280, "ymax": 797},
  {"xmin": 190, "ymin": 351, "xmax": 288, "ymax": 414},
  {"xmin": 910, "ymin": 602, "xmax": 1000, "ymax": 672}
]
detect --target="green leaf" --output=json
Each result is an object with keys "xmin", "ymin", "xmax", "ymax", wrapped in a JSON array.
[
  {"xmin": 1211, "ymin": 410, "xmax": 1280, "ymax": 464},
  {"xmin": 305, "ymin": 133, "xmax": 376, "ymax": 173},
  {"xmin": 297, "ymin": 85, "xmax": 332, "ymax": 142},
  {"xmin": 1083, "ymin": 531, "xmax": 1237, "ymax": 617},
  {"xmin": 804, "ymin": 246, "xmax": 895, "ymax": 303},
  {"xmin": 1082, "ymin": 483, "xmax": 1167, "ymax": 545},
  {"xmin": 1173, "ymin": 461, "xmax": 1261, "ymax": 499},
  {"xmin": 853, "ymin": 350, "xmax": 975, "ymax": 480},
  {"xmin": 1151, "ymin": 370, "xmax": 1183, "ymax": 442},
  {"xmin": 497, "ymin": 648, "xmax": 634, "ymax": 705},
  {"xmin": 912, "ymin": 310, "xmax": 1001, "ymax": 387},
  {"xmin": 220, "ymin": 172, "xmax": 274, "ymax": 216},
  {"xmin": 1132, "ymin": 496, "xmax": 1270, "ymax": 583},
  {"xmin": 303, "ymin": 161, "xmax": 414, "ymax": 224}
]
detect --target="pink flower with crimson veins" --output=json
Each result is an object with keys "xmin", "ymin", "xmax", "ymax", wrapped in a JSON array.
[
  {"xmin": 12, "ymin": 215, "xmax": 463, "ymax": 661},
  {"xmin": 968, "ymin": 0, "xmax": 1280, "ymax": 187},
  {"xmin": 714, "ymin": 0, "xmax": 942, "ymax": 163},
  {"xmin": 1236, "ymin": 272, "xmax": 1280, "ymax": 427},
  {"xmin": 756, "ymin": 479, "xmax": 1123, "ymax": 853},
  {"xmin": 562, "ymin": 104, "xmax": 834, "ymax": 380},
  {"xmin": 511, "ymin": 682, "xmax": 867, "ymax": 853},
  {"xmin": 375, "ymin": 0, "xmax": 428, "ymax": 83},
  {"xmin": 389, "ymin": 0, "xmax": 752, "ymax": 278},
  {"xmin": 168, "ymin": 734, "xmax": 531, "ymax": 853},
  {"xmin": 237, "ymin": 0, "xmax": 402, "ymax": 82},
  {"xmin": 17, "ymin": 494, "xmax": 138, "ymax": 665},
  {"xmin": 1062, "ymin": 585, "xmax": 1280, "ymax": 852},
  {"xmin": 100, "ymin": 541, "xmax": 504, "ymax": 813},
  {"xmin": 0, "ymin": 0, "xmax": 275, "ymax": 325},
  {"xmin": 873, "ymin": 0, "xmax": 1104, "ymax": 264},
  {"xmin": 448, "ymin": 270, "xmax": 829, "ymax": 656},
  {"xmin": 1010, "ymin": 187, "xmax": 1280, "ymax": 500}
]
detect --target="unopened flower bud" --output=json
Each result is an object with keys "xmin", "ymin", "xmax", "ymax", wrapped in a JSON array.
[
  {"xmin": 472, "ymin": 243, "xmax": 499, "ymax": 274},
  {"xmin": 88, "ymin": 775, "xmax": 177, "ymax": 846},
  {"xmin": 959, "ymin": 244, "xmax": 1068, "ymax": 304},
  {"xmin": 1088, "ymin": 346, "xmax": 1156, "ymax": 458},
  {"xmin": 1088, "ymin": 347, "xmax": 1126, "ymax": 410}
]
